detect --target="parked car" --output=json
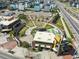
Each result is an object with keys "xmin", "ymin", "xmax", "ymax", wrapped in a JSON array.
[{"xmin": 57, "ymin": 40, "xmax": 75, "ymax": 56}]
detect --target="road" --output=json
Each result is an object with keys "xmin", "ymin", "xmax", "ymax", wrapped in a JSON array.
[
  {"xmin": 0, "ymin": 51, "xmax": 20, "ymax": 59},
  {"xmin": 54, "ymin": 0, "xmax": 79, "ymax": 57}
]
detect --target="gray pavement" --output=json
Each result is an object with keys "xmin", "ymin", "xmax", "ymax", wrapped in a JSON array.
[
  {"xmin": 34, "ymin": 50, "xmax": 63, "ymax": 59},
  {"xmin": 0, "ymin": 51, "xmax": 21, "ymax": 59}
]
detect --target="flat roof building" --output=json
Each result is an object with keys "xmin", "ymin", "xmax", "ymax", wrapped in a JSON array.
[
  {"xmin": 44, "ymin": 3, "xmax": 51, "ymax": 12},
  {"xmin": 32, "ymin": 26, "xmax": 63, "ymax": 51},
  {"xmin": 0, "ymin": 11, "xmax": 15, "ymax": 26},
  {"xmin": 32, "ymin": 31, "xmax": 56, "ymax": 49},
  {"xmin": 18, "ymin": 2, "xmax": 25, "ymax": 11},
  {"xmin": 33, "ymin": 31, "xmax": 55, "ymax": 44},
  {"xmin": 0, "ymin": 11, "xmax": 23, "ymax": 32},
  {"xmin": 9, "ymin": 3, "xmax": 18, "ymax": 10}
]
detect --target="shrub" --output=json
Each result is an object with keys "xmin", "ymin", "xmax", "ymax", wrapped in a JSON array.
[
  {"xmin": 31, "ymin": 28, "xmax": 37, "ymax": 37},
  {"xmin": 20, "ymin": 41, "xmax": 30, "ymax": 48},
  {"xmin": 45, "ymin": 24, "xmax": 53, "ymax": 29},
  {"xmin": 19, "ymin": 27, "xmax": 27, "ymax": 37},
  {"xmin": 18, "ymin": 14, "xmax": 28, "ymax": 23}
]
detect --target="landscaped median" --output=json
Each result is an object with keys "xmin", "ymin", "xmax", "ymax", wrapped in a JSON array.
[
  {"xmin": 60, "ymin": 16, "xmax": 73, "ymax": 42},
  {"xmin": 60, "ymin": 16, "xmax": 74, "ymax": 59},
  {"xmin": 19, "ymin": 27, "xmax": 29, "ymax": 37}
]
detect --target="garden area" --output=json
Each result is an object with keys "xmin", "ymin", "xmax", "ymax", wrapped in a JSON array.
[
  {"xmin": 63, "ymin": 19, "xmax": 74, "ymax": 41},
  {"xmin": 18, "ymin": 14, "xmax": 47, "ymax": 37},
  {"xmin": 17, "ymin": 8, "xmax": 64, "ymax": 37},
  {"xmin": 31, "ymin": 24, "xmax": 54, "ymax": 36},
  {"xmin": 50, "ymin": 7, "xmax": 64, "ymax": 30},
  {"xmin": 33, "ymin": 20, "xmax": 45, "ymax": 28},
  {"xmin": 31, "ymin": 23, "xmax": 61, "ymax": 37},
  {"xmin": 55, "ymin": 18, "xmax": 64, "ymax": 30}
]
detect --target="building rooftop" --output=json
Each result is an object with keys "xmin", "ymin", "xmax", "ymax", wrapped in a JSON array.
[
  {"xmin": 33, "ymin": 31, "xmax": 55, "ymax": 43},
  {"xmin": 0, "ymin": 11, "xmax": 18, "ymax": 26},
  {"xmin": 0, "ymin": 11, "xmax": 15, "ymax": 20},
  {"xmin": 0, "ymin": 18, "xmax": 18, "ymax": 26}
]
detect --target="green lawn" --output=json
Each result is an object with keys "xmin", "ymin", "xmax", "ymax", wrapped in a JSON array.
[
  {"xmin": 55, "ymin": 18, "xmax": 64, "ymax": 30},
  {"xmin": 69, "ymin": 7, "xmax": 79, "ymax": 14},
  {"xmin": 19, "ymin": 27, "xmax": 29, "ymax": 37},
  {"xmin": 33, "ymin": 20, "xmax": 45, "ymax": 28},
  {"xmin": 31, "ymin": 28, "xmax": 37, "ymax": 37},
  {"xmin": 45, "ymin": 24, "xmax": 54, "ymax": 29},
  {"xmin": 26, "ymin": 20, "xmax": 35, "ymax": 27},
  {"xmin": 31, "ymin": 24, "xmax": 54, "ymax": 37},
  {"xmin": 64, "ymin": 2, "xmax": 70, "ymax": 7},
  {"xmin": 63, "ymin": 19, "xmax": 74, "ymax": 39}
]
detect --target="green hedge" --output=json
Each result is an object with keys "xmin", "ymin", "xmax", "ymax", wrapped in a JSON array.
[
  {"xmin": 20, "ymin": 41, "xmax": 30, "ymax": 48},
  {"xmin": 19, "ymin": 27, "xmax": 28, "ymax": 37},
  {"xmin": 45, "ymin": 24, "xmax": 54, "ymax": 29},
  {"xmin": 31, "ymin": 28, "xmax": 37, "ymax": 37},
  {"xmin": 18, "ymin": 14, "xmax": 28, "ymax": 23},
  {"xmin": 63, "ymin": 19, "xmax": 73, "ymax": 42},
  {"xmin": 55, "ymin": 18, "xmax": 64, "ymax": 30}
]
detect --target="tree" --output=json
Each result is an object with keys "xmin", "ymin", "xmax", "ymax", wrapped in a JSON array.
[
  {"xmin": 8, "ymin": 31, "xmax": 14, "ymax": 41},
  {"xmin": 8, "ymin": 50, "xmax": 15, "ymax": 54},
  {"xmin": 18, "ymin": 14, "xmax": 28, "ymax": 22},
  {"xmin": 20, "ymin": 41, "xmax": 30, "ymax": 48},
  {"xmin": 50, "ymin": 7, "xmax": 59, "ymax": 14},
  {"xmin": 52, "ymin": 13, "xmax": 60, "ymax": 24},
  {"xmin": 38, "ymin": 45, "xmax": 42, "ymax": 51}
]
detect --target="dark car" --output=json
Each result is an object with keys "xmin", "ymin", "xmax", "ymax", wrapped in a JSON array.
[{"xmin": 57, "ymin": 40, "xmax": 75, "ymax": 56}]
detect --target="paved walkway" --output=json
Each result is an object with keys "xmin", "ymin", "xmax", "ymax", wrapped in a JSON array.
[
  {"xmin": 20, "ymin": 27, "xmax": 36, "ymax": 43},
  {"xmin": 0, "ymin": 51, "xmax": 21, "ymax": 59},
  {"xmin": 34, "ymin": 50, "xmax": 63, "ymax": 59}
]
